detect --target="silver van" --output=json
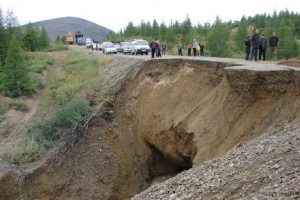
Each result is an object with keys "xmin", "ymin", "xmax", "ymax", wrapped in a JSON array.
[{"xmin": 130, "ymin": 40, "xmax": 150, "ymax": 55}]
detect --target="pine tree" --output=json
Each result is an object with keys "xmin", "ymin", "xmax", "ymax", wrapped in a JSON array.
[
  {"xmin": 39, "ymin": 25, "xmax": 50, "ymax": 50},
  {"xmin": 4, "ymin": 8, "xmax": 19, "ymax": 41},
  {"xmin": 0, "ymin": 7, "xmax": 9, "ymax": 66},
  {"xmin": 152, "ymin": 19, "xmax": 159, "ymax": 39},
  {"xmin": 23, "ymin": 22, "xmax": 39, "ymax": 52},
  {"xmin": 235, "ymin": 16, "xmax": 248, "ymax": 52},
  {"xmin": 159, "ymin": 21, "xmax": 167, "ymax": 41},
  {"xmin": 1, "ymin": 36, "xmax": 32, "ymax": 97},
  {"xmin": 55, "ymin": 35, "xmax": 61, "ymax": 44},
  {"xmin": 207, "ymin": 17, "xmax": 230, "ymax": 57},
  {"xmin": 182, "ymin": 14, "xmax": 192, "ymax": 35}
]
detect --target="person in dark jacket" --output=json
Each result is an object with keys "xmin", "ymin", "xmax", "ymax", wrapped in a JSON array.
[
  {"xmin": 178, "ymin": 41, "xmax": 183, "ymax": 56},
  {"xmin": 259, "ymin": 34, "xmax": 267, "ymax": 61},
  {"xmin": 245, "ymin": 36, "xmax": 251, "ymax": 60},
  {"xmin": 250, "ymin": 29, "xmax": 260, "ymax": 61},
  {"xmin": 150, "ymin": 39, "xmax": 156, "ymax": 58},
  {"xmin": 269, "ymin": 31, "xmax": 279, "ymax": 61},
  {"xmin": 156, "ymin": 40, "xmax": 161, "ymax": 57},
  {"xmin": 161, "ymin": 43, "xmax": 166, "ymax": 55},
  {"xmin": 200, "ymin": 43, "xmax": 204, "ymax": 56}
]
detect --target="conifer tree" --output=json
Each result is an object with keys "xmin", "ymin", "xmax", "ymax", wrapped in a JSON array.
[
  {"xmin": 152, "ymin": 19, "xmax": 159, "ymax": 39},
  {"xmin": 0, "ymin": 7, "xmax": 8, "ymax": 66},
  {"xmin": 55, "ymin": 35, "xmax": 61, "ymax": 44},
  {"xmin": 39, "ymin": 25, "xmax": 50, "ymax": 50},
  {"xmin": 23, "ymin": 22, "xmax": 39, "ymax": 51},
  {"xmin": 207, "ymin": 17, "xmax": 230, "ymax": 57},
  {"xmin": 235, "ymin": 16, "xmax": 248, "ymax": 52},
  {"xmin": 1, "ymin": 36, "xmax": 32, "ymax": 97}
]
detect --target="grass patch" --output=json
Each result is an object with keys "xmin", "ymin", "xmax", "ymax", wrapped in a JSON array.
[
  {"xmin": 24, "ymin": 52, "xmax": 54, "ymax": 73},
  {"xmin": 0, "ymin": 99, "xmax": 28, "ymax": 114},
  {"xmin": 50, "ymin": 51, "xmax": 111, "ymax": 105},
  {"xmin": 6, "ymin": 99, "xmax": 28, "ymax": 111},
  {"xmin": 0, "ymin": 137, "xmax": 46, "ymax": 164},
  {"xmin": 45, "ymin": 44, "xmax": 69, "ymax": 52}
]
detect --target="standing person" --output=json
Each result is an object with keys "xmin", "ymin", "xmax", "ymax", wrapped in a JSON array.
[
  {"xmin": 259, "ymin": 34, "xmax": 267, "ymax": 61},
  {"xmin": 150, "ymin": 39, "xmax": 156, "ymax": 58},
  {"xmin": 156, "ymin": 40, "xmax": 161, "ymax": 57},
  {"xmin": 200, "ymin": 43, "xmax": 204, "ymax": 56},
  {"xmin": 250, "ymin": 29, "xmax": 260, "ymax": 61},
  {"xmin": 187, "ymin": 43, "xmax": 192, "ymax": 56},
  {"xmin": 178, "ymin": 41, "xmax": 183, "ymax": 56},
  {"xmin": 161, "ymin": 43, "xmax": 166, "ymax": 55},
  {"xmin": 170, "ymin": 45, "xmax": 174, "ymax": 55},
  {"xmin": 245, "ymin": 36, "xmax": 251, "ymax": 60},
  {"xmin": 269, "ymin": 31, "xmax": 279, "ymax": 61},
  {"xmin": 196, "ymin": 42, "xmax": 200, "ymax": 56},
  {"xmin": 192, "ymin": 39, "xmax": 197, "ymax": 56}
]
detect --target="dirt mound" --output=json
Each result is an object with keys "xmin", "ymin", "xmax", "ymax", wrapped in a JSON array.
[
  {"xmin": 1, "ymin": 55, "xmax": 300, "ymax": 200},
  {"xmin": 279, "ymin": 56, "xmax": 300, "ymax": 67}
]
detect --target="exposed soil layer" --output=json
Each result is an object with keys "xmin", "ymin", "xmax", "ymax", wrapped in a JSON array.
[{"xmin": 0, "ymin": 56, "xmax": 300, "ymax": 200}]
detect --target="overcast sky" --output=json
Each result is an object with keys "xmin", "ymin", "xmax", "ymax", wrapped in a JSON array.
[{"xmin": 1, "ymin": 0, "xmax": 299, "ymax": 32}]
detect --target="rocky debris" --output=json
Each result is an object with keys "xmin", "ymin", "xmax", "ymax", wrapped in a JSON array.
[
  {"xmin": 146, "ymin": 123, "xmax": 197, "ymax": 168},
  {"xmin": 132, "ymin": 120, "xmax": 300, "ymax": 199}
]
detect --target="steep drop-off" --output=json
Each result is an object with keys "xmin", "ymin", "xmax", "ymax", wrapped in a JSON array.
[{"xmin": 0, "ymin": 58, "xmax": 299, "ymax": 200}]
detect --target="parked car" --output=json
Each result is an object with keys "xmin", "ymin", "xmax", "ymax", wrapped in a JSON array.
[
  {"xmin": 115, "ymin": 44, "xmax": 121, "ymax": 52},
  {"xmin": 104, "ymin": 43, "xmax": 117, "ymax": 54},
  {"xmin": 120, "ymin": 41, "xmax": 132, "ymax": 54},
  {"xmin": 86, "ymin": 40, "xmax": 93, "ymax": 48},
  {"xmin": 100, "ymin": 42, "xmax": 113, "ymax": 52},
  {"xmin": 130, "ymin": 40, "xmax": 150, "ymax": 55}
]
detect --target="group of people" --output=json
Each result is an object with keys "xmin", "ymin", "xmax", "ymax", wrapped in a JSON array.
[
  {"xmin": 245, "ymin": 29, "xmax": 279, "ymax": 61},
  {"xmin": 150, "ymin": 39, "xmax": 167, "ymax": 58},
  {"xmin": 150, "ymin": 39, "xmax": 205, "ymax": 58},
  {"xmin": 178, "ymin": 39, "xmax": 205, "ymax": 56}
]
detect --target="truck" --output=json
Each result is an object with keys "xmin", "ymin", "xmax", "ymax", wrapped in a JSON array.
[
  {"xmin": 75, "ymin": 31, "xmax": 85, "ymax": 45},
  {"xmin": 65, "ymin": 32, "xmax": 74, "ymax": 45}
]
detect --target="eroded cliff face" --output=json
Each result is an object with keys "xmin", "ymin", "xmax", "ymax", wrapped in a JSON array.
[{"xmin": 1, "ymin": 58, "xmax": 299, "ymax": 200}]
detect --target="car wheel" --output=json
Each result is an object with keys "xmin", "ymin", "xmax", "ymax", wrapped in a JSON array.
[
  {"xmin": 146, "ymin": 53, "xmax": 148, "ymax": 55},
  {"xmin": 135, "ymin": 51, "xmax": 138, "ymax": 55}
]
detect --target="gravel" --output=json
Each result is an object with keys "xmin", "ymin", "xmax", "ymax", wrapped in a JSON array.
[{"xmin": 132, "ymin": 120, "xmax": 300, "ymax": 200}]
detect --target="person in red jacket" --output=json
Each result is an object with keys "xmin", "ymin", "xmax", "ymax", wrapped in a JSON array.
[
  {"xmin": 187, "ymin": 43, "xmax": 192, "ymax": 56},
  {"xmin": 150, "ymin": 39, "xmax": 156, "ymax": 58}
]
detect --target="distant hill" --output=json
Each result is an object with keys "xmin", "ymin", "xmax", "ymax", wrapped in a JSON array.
[{"xmin": 26, "ymin": 17, "xmax": 112, "ymax": 42}]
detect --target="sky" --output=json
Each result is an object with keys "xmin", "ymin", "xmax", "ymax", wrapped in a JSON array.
[{"xmin": 1, "ymin": 0, "xmax": 299, "ymax": 32}]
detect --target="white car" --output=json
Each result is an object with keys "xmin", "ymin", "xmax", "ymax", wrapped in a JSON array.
[
  {"xmin": 130, "ymin": 40, "xmax": 150, "ymax": 55},
  {"xmin": 86, "ymin": 40, "xmax": 93, "ymax": 48},
  {"xmin": 104, "ymin": 43, "xmax": 117, "ymax": 54},
  {"xmin": 100, "ymin": 42, "xmax": 113, "ymax": 52}
]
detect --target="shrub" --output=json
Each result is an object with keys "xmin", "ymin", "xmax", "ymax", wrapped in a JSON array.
[
  {"xmin": 6, "ymin": 99, "xmax": 28, "ymax": 111},
  {"xmin": 29, "ymin": 99, "xmax": 91, "ymax": 148}
]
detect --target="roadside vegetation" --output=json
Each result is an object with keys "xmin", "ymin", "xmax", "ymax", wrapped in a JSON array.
[
  {"xmin": 107, "ymin": 10, "xmax": 300, "ymax": 59},
  {"xmin": 0, "ymin": 50, "xmax": 112, "ymax": 164},
  {"xmin": 0, "ymin": 8, "xmax": 114, "ymax": 165}
]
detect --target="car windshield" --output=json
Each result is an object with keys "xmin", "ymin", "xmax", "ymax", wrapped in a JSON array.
[
  {"xmin": 106, "ymin": 44, "xmax": 115, "ymax": 48},
  {"xmin": 136, "ymin": 40, "xmax": 148, "ymax": 45},
  {"xmin": 123, "ymin": 42, "xmax": 131, "ymax": 46}
]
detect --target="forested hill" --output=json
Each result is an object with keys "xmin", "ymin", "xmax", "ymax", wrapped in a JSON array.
[{"xmin": 27, "ymin": 17, "xmax": 112, "ymax": 42}]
